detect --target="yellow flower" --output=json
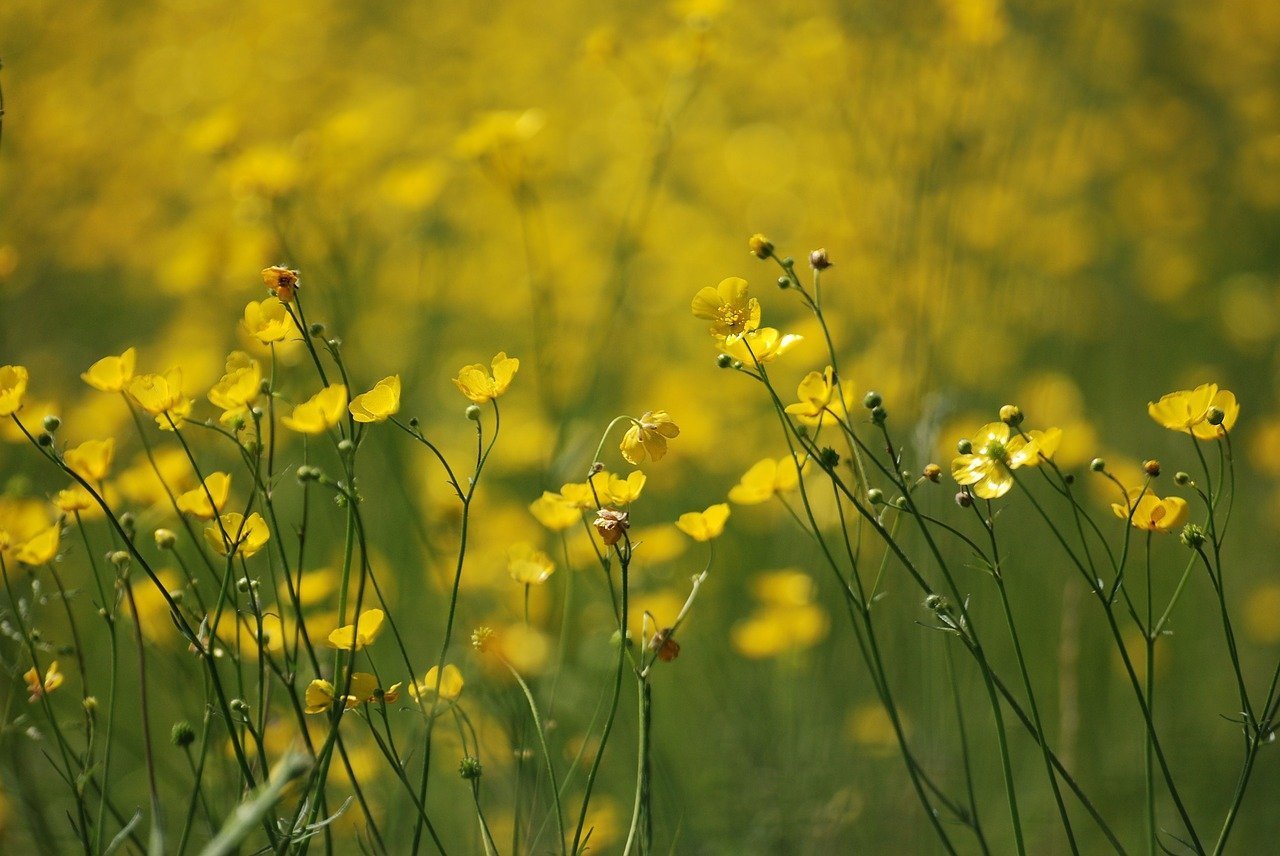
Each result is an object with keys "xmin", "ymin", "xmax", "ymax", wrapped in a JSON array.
[
  {"xmin": 602, "ymin": 470, "xmax": 646, "ymax": 506},
  {"xmin": 243, "ymin": 297, "xmax": 294, "ymax": 344},
  {"xmin": 691, "ymin": 277, "xmax": 761, "ymax": 343},
  {"xmin": 508, "ymin": 542, "xmax": 555, "ymax": 584},
  {"xmin": 453, "ymin": 352, "xmax": 519, "ymax": 404},
  {"xmin": 203, "ymin": 512, "xmax": 270, "ymax": 558},
  {"xmin": 0, "ymin": 365, "xmax": 30, "ymax": 416},
  {"xmin": 177, "ymin": 473, "xmax": 232, "ymax": 520},
  {"xmin": 725, "ymin": 328, "xmax": 803, "ymax": 365},
  {"xmin": 261, "ymin": 265, "xmax": 300, "ymax": 303},
  {"xmin": 1111, "ymin": 491, "xmax": 1190, "ymax": 533},
  {"xmin": 127, "ymin": 368, "xmax": 193, "ymax": 429},
  {"xmin": 282, "ymin": 385, "xmax": 348, "ymax": 434},
  {"xmin": 304, "ymin": 679, "xmax": 335, "ymax": 714},
  {"xmin": 951, "ymin": 422, "xmax": 1043, "ymax": 500},
  {"xmin": 559, "ymin": 481, "xmax": 600, "ymax": 509},
  {"xmin": 53, "ymin": 485, "xmax": 96, "ymax": 514},
  {"xmin": 326, "ymin": 608, "xmax": 385, "ymax": 650},
  {"xmin": 304, "ymin": 672, "xmax": 379, "ymax": 713},
  {"xmin": 1148, "ymin": 383, "xmax": 1240, "ymax": 440},
  {"xmin": 409, "ymin": 664, "xmax": 464, "ymax": 702},
  {"xmin": 728, "ymin": 455, "xmax": 804, "ymax": 505},
  {"xmin": 784, "ymin": 367, "xmax": 838, "ymax": 427},
  {"xmin": 620, "ymin": 411, "xmax": 680, "ymax": 464},
  {"xmin": 748, "ymin": 233, "xmax": 774, "ymax": 259},
  {"xmin": 529, "ymin": 492, "xmax": 581, "ymax": 531},
  {"xmin": 349, "ymin": 375, "xmax": 401, "ymax": 423},
  {"xmin": 25, "ymin": 660, "xmax": 63, "ymax": 703},
  {"xmin": 15, "ymin": 524, "xmax": 60, "ymax": 565},
  {"xmin": 63, "ymin": 438, "xmax": 115, "ymax": 482},
  {"xmin": 81, "ymin": 349, "xmax": 136, "ymax": 393},
  {"xmin": 731, "ymin": 604, "xmax": 828, "ymax": 659},
  {"xmin": 675, "ymin": 503, "xmax": 730, "ymax": 541},
  {"xmin": 207, "ymin": 352, "xmax": 262, "ymax": 426}
]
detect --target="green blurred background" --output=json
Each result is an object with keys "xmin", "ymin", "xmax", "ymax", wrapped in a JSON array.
[{"xmin": 3, "ymin": 0, "xmax": 1280, "ymax": 852}]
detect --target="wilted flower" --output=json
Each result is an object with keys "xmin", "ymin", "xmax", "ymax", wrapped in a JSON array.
[{"xmin": 593, "ymin": 508, "xmax": 629, "ymax": 546}]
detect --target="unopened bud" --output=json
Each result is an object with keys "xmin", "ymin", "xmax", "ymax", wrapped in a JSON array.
[
  {"xmin": 955, "ymin": 491, "xmax": 973, "ymax": 508},
  {"xmin": 863, "ymin": 391, "xmax": 882, "ymax": 409},
  {"xmin": 716, "ymin": 354, "xmax": 733, "ymax": 368},
  {"xmin": 922, "ymin": 463, "xmax": 942, "ymax": 483},
  {"xmin": 1174, "ymin": 471, "xmax": 1191, "ymax": 486},
  {"xmin": 42, "ymin": 415, "xmax": 61, "ymax": 433},
  {"xmin": 1142, "ymin": 459, "xmax": 1161, "ymax": 477},
  {"xmin": 154, "ymin": 529, "xmax": 177, "ymax": 550},
  {"xmin": 1089, "ymin": 458, "xmax": 1106, "ymax": 473},
  {"xmin": 1206, "ymin": 407, "xmax": 1225, "ymax": 426},
  {"xmin": 999, "ymin": 404, "xmax": 1023, "ymax": 426},
  {"xmin": 809, "ymin": 248, "xmax": 832, "ymax": 270},
  {"xmin": 465, "ymin": 405, "xmax": 481, "ymax": 422},
  {"xmin": 171, "ymin": 721, "xmax": 196, "ymax": 748},
  {"xmin": 956, "ymin": 439, "xmax": 972, "ymax": 455}
]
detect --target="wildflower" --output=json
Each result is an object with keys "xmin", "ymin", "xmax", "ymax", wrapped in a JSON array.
[
  {"xmin": 203, "ymin": 512, "xmax": 270, "ymax": 558},
  {"xmin": 63, "ymin": 438, "xmax": 115, "ymax": 482},
  {"xmin": 127, "ymin": 368, "xmax": 193, "ymax": 430},
  {"xmin": 243, "ymin": 297, "xmax": 294, "ymax": 344},
  {"xmin": 1111, "ymin": 490, "xmax": 1189, "ymax": 533},
  {"xmin": 25, "ymin": 661, "xmax": 63, "ymax": 703},
  {"xmin": 281, "ymin": 385, "xmax": 348, "ymax": 434},
  {"xmin": 471, "ymin": 626, "xmax": 496, "ymax": 652},
  {"xmin": 261, "ymin": 265, "xmax": 300, "ymax": 302},
  {"xmin": 176, "ymin": 473, "xmax": 232, "ymax": 519},
  {"xmin": 529, "ymin": 492, "xmax": 581, "ymax": 531},
  {"xmin": 15, "ymin": 524, "xmax": 60, "ymax": 565},
  {"xmin": 675, "ymin": 503, "xmax": 730, "ymax": 542},
  {"xmin": 409, "ymin": 664, "xmax": 464, "ymax": 702},
  {"xmin": 620, "ymin": 411, "xmax": 680, "ymax": 464},
  {"xmin": 784, "ymin": 367, "xmax": 838, "ymax": 427},
  {"xmin": 459, "ymin": 756, "xmax": 483, "ymax": 780},
  {"xmin": 724, "ymin": 328, "xmax": 803, "ymax": 365},
  {"xmin": 602, "ymin": 470, "xmax": 646, "ymax": 505},
  {"xmin": 326, "ymin": 609, "xmax": 385, "ymax": 651},
  {"xmin": 950, "ymin": 422, "xmax": 1044, "ymax": 499},
  {"xmin": 728, "ymin": 455, "xmax": 804, "ymax": 505},
  {"xmin": 349, "ymin": 375, "xmax": 401, "ymax": 423},
  {"xmin": 453, "ymin": 353, "xmax": 519, "ymax": 404},
  {"xmin": 53, "ymin": 485, "xmax": 95, "ymax": 514},
  {"xmin": 922, "ymin": 463, "xmax": 943, "ymax": 483},
  {"xmin": 732, "ymin": 603, "xmax": 828, "ymax": 659},
  {"xmin": 594, "ymin": 508, "xmax": 629, "ymax": 546},
  {"xmin": 691, "ymin": 277, "xmax": 761, "ymax": 343},
  {"xmin": 748, "ymin": 234, "xmax": 774, "ymax": 259},
  {"xmin": 1148, "ymin": 383, "xmax": 1239, "ymax": 439},
  {"xmin": 207, "ymin": 352, "xmax": 262, "ymax": 426},
  {"xmin": 508, "ymin": 542, "xmax": 555, "ymax": 584},
  {"xmin": 81, "ymin": 349, "xmax": 136, "ymax": 392},
  {"xmin": 171, "ymin": 722, "xmax": 196, "ymax": 747},
  {"xmin": 304, "ymin": 673, "xmax": 379, "ymax": 713},
  {"xmin": 0, "ymin": 365, "xmax": 30, "ymax": 416},
  {"xmin": 809, "ymin": 248, "xmax": 832, "ymax": 269}
]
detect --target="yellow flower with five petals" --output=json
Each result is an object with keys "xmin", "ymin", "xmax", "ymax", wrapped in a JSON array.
[
  {"xmin": 1148, "ymin": 383, "xmax": 1239, "ymax": 440},
  {"xmin": 620, "ymin": 411, "xmax": 680, "ymax": 464},
  {"xmin": 1111, "ymin": 490, "xmax": 1189, "ymax": 533},
  {"xmin": 81, "ymin": 349, "xmax": 135, "ymax": 393},
  {"xmin": 725, "ymin": 328, "xmax": 803, "ymax": 365},
  {"xmin": 349, "ymin": 376, "xmax": 401, "ymax": 423},
  {"xmin": 127, "ymin": 368, "xmax": 193, "ymax": 430},
  {"xmin": 691, "ymin": 277, "xmax": 761, "ymax": 343},
  {"xmin": 207, "ymin": 352, "xmax": 262, "ymax": 426},
  {"xmin": 951, "ymin": 422, "xmax": 1045, "ymax": 499},
  {"xmin": 204, "ymin": 512, "xmax": 269, "ymax": 557},
  {"xmin": 728, "ymin": 455, "xmax": 805, "ymax": 505},
  {"xmin": 63, "ymin": 439, "xmax": 115, "ymax": 482},
  {"xmin": 282, "ymin": 385, "xmax": 348, "ymax": 434},
  {"xmin": 243, "ymin": 298, "xmax": 293, "ymax": 344},
  {"xmin": 453, "ymin": 353, "xmax": 519, "ymax": 404}
]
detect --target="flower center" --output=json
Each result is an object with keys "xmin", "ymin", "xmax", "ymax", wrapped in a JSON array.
[{"xmin": 983, "ymin": 440, "xmax": 1007, "ymax": 462}]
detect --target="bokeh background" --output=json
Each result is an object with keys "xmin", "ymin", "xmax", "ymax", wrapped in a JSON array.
[{"xmin": 3, "ymin": 0, "xmax": 1280, "ymax": 852}]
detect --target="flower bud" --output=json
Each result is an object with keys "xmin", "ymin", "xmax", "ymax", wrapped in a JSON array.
[
  {"xmin": 42, "ymin": 415, "xmax": 61, "ymax": 433},
  {"xmin": 154, "ymin": 529, "xmax": 177, "ymax": 550},
  {"xmin": 776, "ymin": 276, "xmax": 790, "ymax": 290},
  {"xmin": 1174, "ymin": 471, "xmax": 1191, "ymax": 486},
  {"xmin": 999, "ymin": 404, "xmax": 1023, "ymax": 426},
  {"xmin": 716, "ymin": 353, "xmax": 733, "ymax": 369},
  {"xmin": 326, "ymin": 338, "xmax": 342, "ymax": 350},
  {"xmin": 229, "ymin": 698, "xmax": 250, "ymax": 714},
  {"xmin": 1089, "ymin": 458, "xmax": 1106, "ymax": 472},
  {"xmin": 408, "ymin": 416, "xmax": 420, "ymax": 428},
  {"xmin": 866, "ymin": 488, "xmax": 885, "ymax": 505},
  {"xmin": 924, "ymin": 593, "xmax": 947, "ymax": 612},
  {"xmin": 1142, "ymin": 459, "xmax": 1161, "ymax": 477},
  {"xmin": 955, "ymin": 491, "xmax": 972, "ymax": 508},
  {"xmin": 819, "ymin": 447, "xmax": 840, "ymax": 469},
  {"xmin": 922, "ymin": 463, "xmax": 942, "ymax": 483},
  {"xmin": 37, "ymin": 433, "xmax": 53, "ymax": 447},
  {"xmin": 337, "ymin": 438, "xmax": 354, "ymax": 453},
  {"xmin": 171, "ymin": 721, "xmax": 196, "ymax": 748},
  {"xmin": 308, "ymin": 323, "xmax": 325, "ymax": 337},
  {"xmin": 465, "ymin": 405, "xmax": 481, "ymax": 422},
  {"xmin": 863, "ymin": 391, "xmax": 882, "ymax": 409},
  {"xmin": 109, "ymin": 551, "xmax": 131, "ymax": 570},
  {"xmin": 459, "ymin": 755, "xmax": 483, "ymax": 780},
  {"xmin": 1180, "ymin": 524, "xmax": 1206, "ymax": 549},
  {"xmin": 956, "ymin": 439, "xmax": 973, "ymax": 455},
  {"xmin": 870, "ymin": 405, "xmax": 887, "ymax": 424},
  {"xmin": 809, "ymin": 248, "xmax": 832, "ymax": 270},
  {"xmin": 748, "ymin": 233, "xmax": 774, "ymax": 259}
]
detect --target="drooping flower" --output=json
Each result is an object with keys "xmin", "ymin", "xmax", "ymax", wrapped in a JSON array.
[
  {"xmin": 25, "ymin": 660, "xmax": 63, "ymax": 703},
  {"xmin": 207, "ymin": 352, "xmax": 262, "ymax": 426},
  {"xmin": 409, "ymin": 664, "xmax": 464, "ymax": 702},
  {"xmin": 508, "ymin": 542, "xmax": 555, "ymax": 585},
  {"xmin": 620, "ymin": 411, "xmax": 680, "ymax": 464},
  {"xmin": 951, "ymin": 422, "xmax": 1044, "ymax": 500},
  {"xmin": 349, "ymin": 375, "xmax": 401, "ymax": 423},
  {"xmin": 784, "ymin": 367, "xmax": 838, "ymax": 427},
  {"xmin": 326, "ymin": 609, "xmax": 385, "ymax": 650},
  {"xmin": 0, "ymin": 365, "xmax": 30, "ymax": 416},
  {"xmin": 728, "ymin": 455, "xmax": 804, "ymax": 505},
  {"xmin": 176, "ymin": 473, "xmax": 232, "ymax": 520},
  {"xmin": 282, "ymin": 385, "xmax": 348, "ymax": 434},
  {"xmin": 204, "ymin": 512, "xmax": 270, "ymax": 558},
  {"xmin": 529, "ymin": 492, "xmax": 581, "ymax": 531},
  {"xmin": 593, "ymin": 508, "xmax": 629, "ymax": 546},
  {"xmin": 691, "ymin": 277, "xmax": 761, "ymax": 343},
  {"xmin": 63, "ymin": 438, "xmax": 115, "ymax": 482},
  {"xmin": 1148, "ymin": 383, "xmax": 1239, "ymax": 440},
  {"xmin": 15, "ymin": 523, "xmax": 60, "ymax": 565},
  {"xmin": 127, "ymin": 368, "xmax": 193, "ymax": 430},
  {"xmin": 81, "ymin": 349, "xmax": 136, "ymax": 393},
  {"xmin": 724, "ymin": 327, "xmax": 803, "ymax": 365},
  {"xmin": 243, "ymin": 297, "xmax": 294, "ymax": 344},
  {"xmin": 261, "ymin": 266, "xmax": 300, "ymax": 303},
  {"xmin": 675, "ymin": 503, "xmax": 731, "ymax": 542},
  {"xmin": 1111, "ymin": 490, "xmax": 1190, "ymax": 533},
  {"xmin": 453, "ymin": 353, "xmax": 519, "ymax": 404}
]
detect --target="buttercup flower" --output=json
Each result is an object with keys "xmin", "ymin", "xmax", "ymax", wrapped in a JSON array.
[
  {"xmin": 784, "ymin": 367, "xmax": 838, "ymax": 427},
  {"xmin": 728, "ymin": 455, "xmax": 804, "ymax": 505},
  {"xmin": 593, "ymin": 508, "xmax": 629, "ymax": 546},
  {"xmin": 602, "ymin": 470, "xmax": 646, "ymax": 506},
  {"xmin": 204, "ymin": 512, "xmax": 270, "ymax": 557},
  {"xmin": 53, "ymin": 485, "xmax": 95, "ymax": 514},
  {"xmin": 620, "ymin": 411, "xmax": 680, "ymax": 464},
  {"xmin": 15, "ymin": 524, "xmax": 60, "ymax": 565},
  {"xmin": 1148, "ymin": 383, "xmax": 1239, "ymax": 440},
  {"xmin": 529, "ymin": 492, "xmax": 581, "ymax": 531},
  {"xmin": 508, "ymin": 542, "xmax": 555, "ymax": 584},
  {"xmin": 675, "ymin": 503, "xmax": 730, "ymax": 541},
  {"xmin": 127, "ymin": 368, "xmax": 193, "ymax": 430},
  {"xmin": 207, "ymin": 352, "xmax": 262, "ymax": 426},
  {"xmin": 81, "ymin": 349, "xmax": 136, "ymax": 392},
  {"xmin": 724, "ymin": 328, "xmax": 803, "ymax": 365},
  {"xmin": 951, "ymin": 422, "xmax": 1044, "ymax": 499},
  {"xmin": 262, "ymin": 265, "xmax": 300, "ymax": 302},
  {"xmin": 25, "ymin": 661, "xmax": 63, "ymax": 703},
  {"xmin": 327, "ymin": 609, "xmax": 385, "ymax": 650},
  {"xmin": 453, "ymin": 353, "xmax": 519, "ymax": 404},
  {"xmin": 0, "ymin": 365, "xmax": 30, "ymax": 416},
  {"xmin": 410, "ymin": 664, "xmax": 464, "ymax": 702},
  {"xmin": 243, "ymin": 297, "xmax": 294, "ymax": 344},
  {"xmin": 1111, "ymin": 490, "xmax": 1190, "ymax": 533},
  {"xmin": 349, "ymin": 375, "xmax": 401, "ymax": 423},
  {"xmin": 304, "ymin": 672, "xmax": 378, "ymax": 713},
  {"xmin": 63, "ymin": 438, "xmax": 115, "ymax": 482},
  {"xmin": 691, "ymin": 277, "xmax": 761, "ymax": 343},
  {"xmin": 282, "ymin": 385, "xmax": 348, "ymax": 434},
  {"xmin": 177, "ymin": 472, "xmax": 232, "ymax": 520}
]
